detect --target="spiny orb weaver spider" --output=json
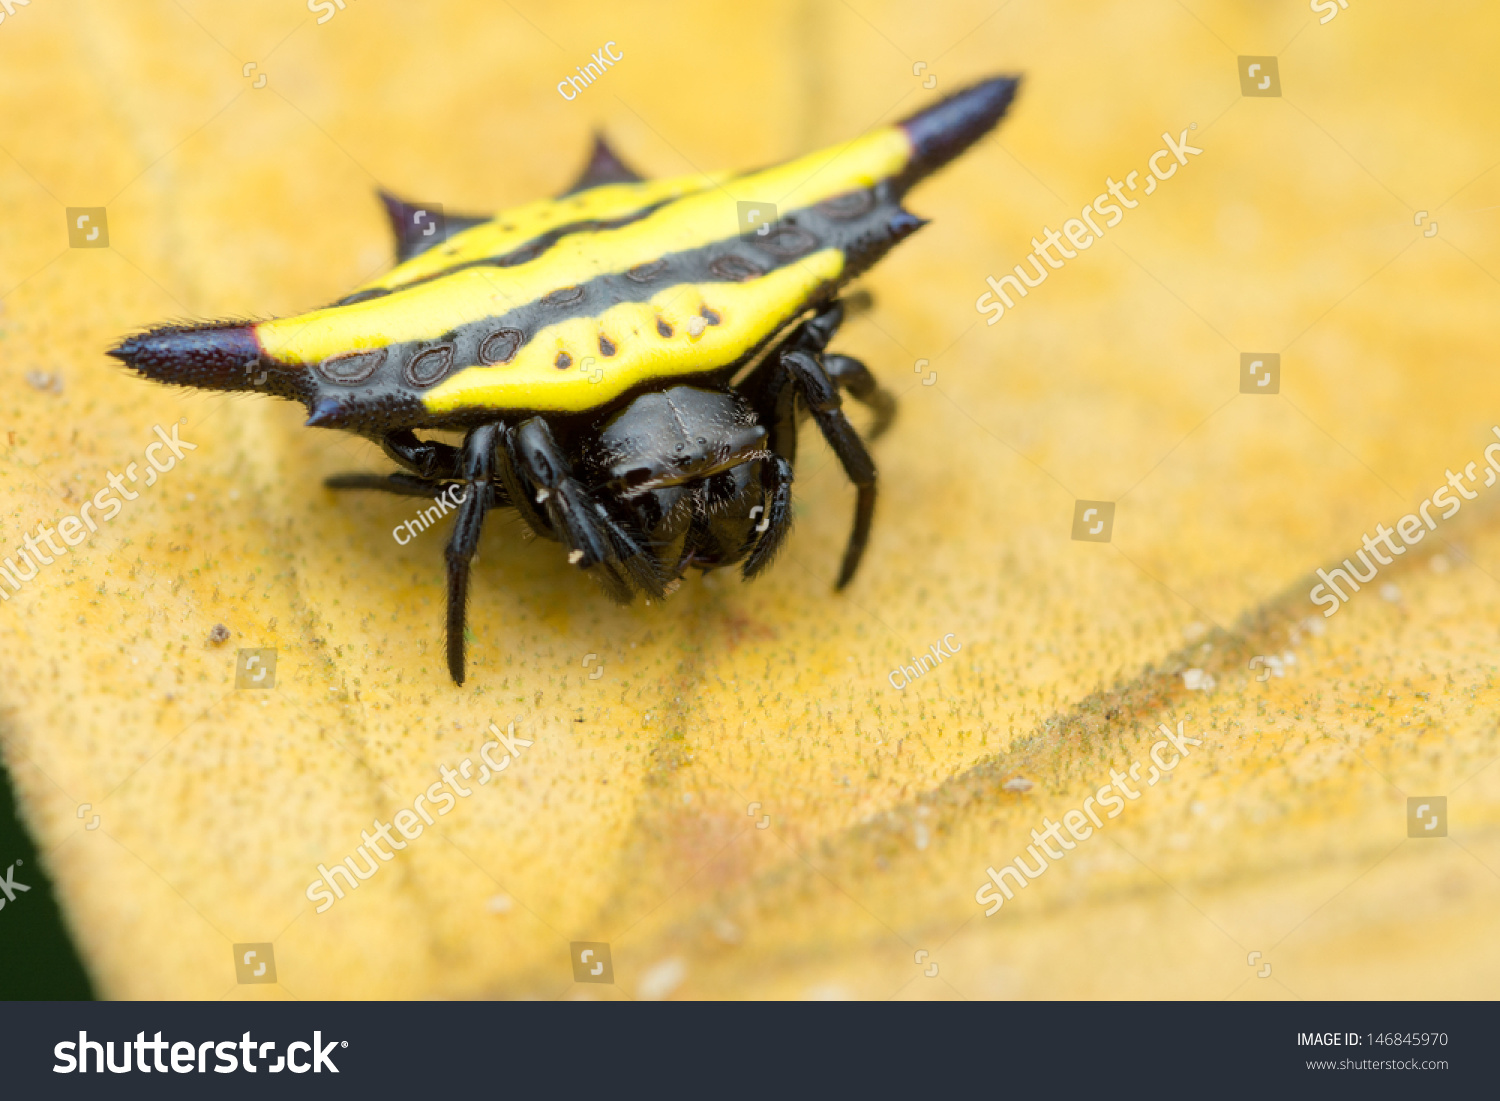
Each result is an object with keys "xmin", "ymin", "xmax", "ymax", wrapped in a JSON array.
[{"xmin": 110, "ymin": 76, "xmax": 1022, "ymax": 684}]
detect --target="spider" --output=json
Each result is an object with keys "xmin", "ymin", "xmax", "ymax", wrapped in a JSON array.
[{"xmin": 110, "ymin": 76, "xmax": 1021, "ymax": 684}]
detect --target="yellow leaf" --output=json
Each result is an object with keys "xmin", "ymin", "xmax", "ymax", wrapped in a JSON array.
[{"xmin": 2, "ymin": 1, "xmax": 1497, "ymax": 1000}]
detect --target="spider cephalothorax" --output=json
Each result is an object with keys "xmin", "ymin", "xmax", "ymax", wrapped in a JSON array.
[{"xmin": 109, "ymin": 76, "xmax": 1022, "ymax": 684}]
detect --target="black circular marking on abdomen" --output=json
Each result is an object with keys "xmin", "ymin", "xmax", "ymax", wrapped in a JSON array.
[
  {"xmin": 404, "ymin": 344, "xmax": 454, "ymax": 387},
  {"xmin": 479, "ymin": 327, "xmax": 525, "ymax": 364},
  {"xmin": 755, "ymin": 224, "xmax": 818, "ymax": 259},
  {"xmin": 626, "ymin": 258, "xmax": 668, "ymax": 283},
  {"xmin": 317, "ymin": 348, "xmax": 386, "ymax": 384},
  {"xmin": 555, "ymin": 351, "xmax": 573, "ymax": 369},
  {"xmin": 542, "ymin": 285, "xmax": 585, "ymax": 306},
  {"xmin": 598, "ymin": 334, "xmax": 617, "ymax": 356},
  {"xmin": 818, "ymin": 190, "xmax": 876, "ymax": 219},
  {"xmin": 709, "ymin": 254, "xmax": 765, "ymax": 281}
]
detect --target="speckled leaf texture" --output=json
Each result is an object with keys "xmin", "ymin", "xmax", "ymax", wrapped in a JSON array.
[{"xmin": 2, "ymin": 0, "xmax": 1498, "ymax": 1000}]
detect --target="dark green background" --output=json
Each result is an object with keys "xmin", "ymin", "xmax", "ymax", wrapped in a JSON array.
[{"xmin": 0, "ymin": 754, "xmax": 94, "ymax": 999}]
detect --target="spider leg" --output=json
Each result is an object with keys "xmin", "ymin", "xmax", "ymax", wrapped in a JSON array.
[
  {"xmin": 745, "ymin": 295, "xmax": 886, "ymax": 458},
  {"xmin": 325, "ymin": 471, "xmax": 511, "ymax": 514},
  {"xmin": 325, "ymin": 428, "xmax": 505, "ymax": 510},
  {"xmin": 823, "ymin": 352, "xmax": 896, "ymax": 441},
  {"xmin": 778, "ymin": 348, "xmax": 879, "ymax": 590},
  {"xmin": 381, "ymin": 428, "xmax": 461, "ymax": 480},
  {"xmin": 445, "ymin": 424, "xmax": 501, "ymax": 685},
  {"xmin": 736, "ymin": 297, "xmax": 889, "ymax": 586},
  {"xmin": 506, "ymin": 417, "xmax": 665, "ymax": 602},
  {"xmin": 325, "ymin": 471, "xmax": 451, "ymax": 498},
  {"xmin": 742, "ymin": 453, "xmax": 794, "ymax": 579},
  {"xmin": 494, "ymin": 425, "xmax": 554, "ymax": 540}
]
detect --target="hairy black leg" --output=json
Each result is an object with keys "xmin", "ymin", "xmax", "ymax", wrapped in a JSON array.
[
  {"xmin": 498, "ymin": 425, "xmax": 556, "ymax": 540},
  {"xmin": 735, "ymin": 297, "xmax": 886, "ymax": 587},
  {"xmin": 507, "ymin": 417, "xmax": 664, "ymax": 601},
  {"xmin": 823, "ymin": 353, "xmax": 896, "ymax": 441},
  {"xmin": 670, "ymin": 483, "xmax": 715, "ymax": 578},
  {"xmin": 799, "ymin": 298, "xmax": 845, "ymax": 351},
  {"xmin": 597, "ymin": 502, "xmax": 667, "ymax": 599},
  {"xmin": 325, "ymin": 430, "xmax": 475, "ymax": 504},
  {"xmin": 325, "ymin": 471, "xmax": 512, "ymax": 512},
  {"xmin": 672, "ymin": 468, "xmax": 756, "ymax": 576},
  {"xmin": 381, "ymin": 428, "xmax": 461, "ymax": 480},
  {"xmin": 742, "ymin": 454, "xmax": 795, "ymax": 579},
  {"xmin": 445, "ymin": 424, "xmax": 499, "ymax": 685},
  {"xmin": 325, "ymin": 471, "xmax": 449, "ymax": 498},
  {"xmin": 779, "ymin": 349, "xmax": 878, "ymax": 590},
  {"xmin": 742, "ymin": 297, "xmax": 855, "ymax": 461},
  {"xmin": 507, "ymin": 419, "xmax": 612, "ymax": 568},
  {"xmin": 497, "ymin": 420, "xmax": 629, "ymax": 596}
]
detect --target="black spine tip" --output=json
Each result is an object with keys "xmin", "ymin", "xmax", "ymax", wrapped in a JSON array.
[
  {"xmin": 305, "ymin": 397, "xmax": 344, "ymax": 427},
  {"xmin": 895, "ymin": 75, "xmax": 1022, "ymax": 194},
  {"xmin": 108, "ymin": 322, "xmax": 268, "ymax": 391},
  {"xmin": 561, "ymin": 133, "xmax": 645, "ymax": 196},
  {"xmin": 377, "ymin": 189, "xmax": 411, "ymax": 229},
  {"xmin": 377, "ymin": 189, "xmax": 491, "ymax": 262},
  {"xmin": 888, "ymin": 211, "xmax": 929, "ymax": 241}
]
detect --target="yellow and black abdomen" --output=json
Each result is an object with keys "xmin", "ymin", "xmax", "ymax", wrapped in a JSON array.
[{"xmin": 110, "ymin": 79, "xmax": 1019, "ymax": 436}]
